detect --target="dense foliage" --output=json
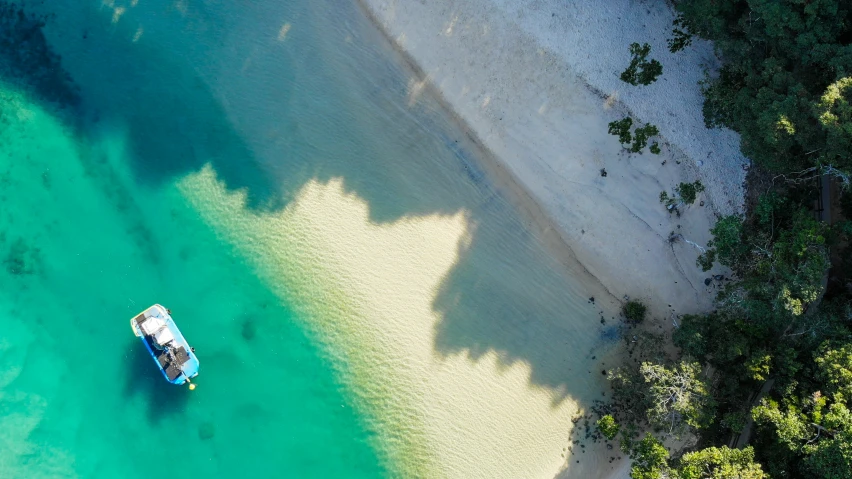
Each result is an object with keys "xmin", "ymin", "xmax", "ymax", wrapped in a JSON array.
[
  {"xmin": 595, "ymin": 3, "xmax": 852, "ymax": 478},
  {"xmin": 671, "ymin": 187, "xmax": 851, "ymax": 477},
  {"xmin": 676, "ymin": 446, "xmax": 767, "ymax": 479},
  {"xmin": 675, "ymin": 0, "xmax": 852, "ymax": 179}
]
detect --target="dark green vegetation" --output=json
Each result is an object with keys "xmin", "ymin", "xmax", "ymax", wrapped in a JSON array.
[
  {"xmin": 660, "ymin": 181, "xmax": 705, "ymax": 214},
  {"xmin": 621, "ymin": 43, "xmax": 664, "ymax": 86},
  {"xmin": 594, "ymin": 2, "xmax": 852, "ymax": 478},
  {"xmin": 608, "ymin": 116, "xmax": 661, "ymax": 154},
  {"xmin": 596, "ymin": 414, "xmax": 620, "ymax": 440},
  {"xmin": 0, "ymin": 3, "xmax": 78, "ymax": 107},
  {"xmin": 676, "ymin": 0, "xmax": 852, "ymax": 182},
  {"xmin": 623, "ymin": 300, "xmax": 648, "ymax": 324}
]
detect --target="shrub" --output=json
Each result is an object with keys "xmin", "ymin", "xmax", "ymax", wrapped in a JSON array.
[
  {"xmin": 660, "ymin": 181, "xmax": 705, "ymax": 214},
  {"xmin": 649, "ymin": 142, "xmax": 661, "ymax": 154},
  {"xmin": 631, "ymin": 124, "xmax": 660, "ymax": 153},
  {"xmin": 608, "ymin": 116, "xmax": 660, "ymax": 154},
  {"xmin": 596, "ymin": 414, "xmax": 620, "ymax": 440},
  {"xmin": 608, "ymin": 117, "xmax": 633, "ymax": 145},
  {"xmin": 620, "ymin": 43, "xmax": 663, "ymax": 86},
  {"xmin": 623, "ymin": 300, "xmax": 647, "ymax": 324},
  {"xmin": 667, "ymin": 16, "xmax": 693, "ymax": 53}
]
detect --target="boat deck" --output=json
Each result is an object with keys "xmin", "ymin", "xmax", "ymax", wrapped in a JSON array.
[{"xmin": 134, "ymin": 312, "xmax": 193, "ymax": 382}]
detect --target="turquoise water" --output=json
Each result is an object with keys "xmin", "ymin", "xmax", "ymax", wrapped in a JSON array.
[
  {"xmin": 0, "ymin": 0, "xmax": 611, "ymax": 477},
  {"xmin": 0, "ymin": 86, "xmax": 385, "ymax": 476},
  {"xmin": 0, "ymin": 2, "xmax": 393, "ymax": 477}
]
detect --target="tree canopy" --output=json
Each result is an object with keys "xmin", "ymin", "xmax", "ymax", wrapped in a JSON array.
[
  {"xmin": 676, "ymin": 0, "xmax": 852, "ymax": 178},
  {"xmin": 595, "ymin": 3, "xmax": 852, "ymax": 478}
]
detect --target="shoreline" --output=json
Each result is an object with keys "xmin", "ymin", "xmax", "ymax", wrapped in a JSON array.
[
  {"xmin": 356, "ymin": 0, "xmax": 626, "ymax": 313},
  {"xmin": 356, "ymin": 0, "xmax": 744, "ymax": 322}
]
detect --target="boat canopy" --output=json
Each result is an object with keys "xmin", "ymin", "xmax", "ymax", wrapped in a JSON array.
[
  {"xmin": 131, "ymin": 304, "xmax": 200, "ymax": 385},
  {"xmin": 154, "ymin": 327, "xmax": 175, "ymax": 347},
  {"xmin": 140, "ymin": 316, "xmax": 166, "ymax": 335}
]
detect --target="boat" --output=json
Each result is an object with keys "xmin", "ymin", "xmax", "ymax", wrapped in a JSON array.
[{"xmin": 130, "ymin": 304, "xmax": 199, "ymax": 388}]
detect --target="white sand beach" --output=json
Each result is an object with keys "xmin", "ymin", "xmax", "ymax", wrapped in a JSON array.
[{"xmin": 359, "ymin": 0, "xmax": 747, "ymax": 320}]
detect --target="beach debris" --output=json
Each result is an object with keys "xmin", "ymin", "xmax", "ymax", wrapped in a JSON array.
[{"xmin": 667, "ymin": 232, "xmax": 707, "ymax": 253}]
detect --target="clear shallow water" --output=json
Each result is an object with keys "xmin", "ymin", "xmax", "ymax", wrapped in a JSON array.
[
  {"xmin": 1, "ymin": 0, "xmax": 614, "ymax": 477},
  {"xmin": 0, "ymin": 87, "xmax": 385, "ymax": 477}
]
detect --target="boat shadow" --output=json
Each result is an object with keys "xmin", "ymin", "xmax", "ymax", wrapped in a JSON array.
[{"xmin": 122, "ymin": 339, "xmax": 191, "ymax": 424}]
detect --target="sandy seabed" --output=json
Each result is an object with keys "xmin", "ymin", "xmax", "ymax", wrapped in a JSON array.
[{"xmin": 179, "ymin": 169, "xmax": 619, "ymax": 479}]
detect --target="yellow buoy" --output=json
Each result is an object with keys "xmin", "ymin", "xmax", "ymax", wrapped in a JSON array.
[{"xmin": 189, "ymin": 383, "xmax": 197, "ymax": 390}]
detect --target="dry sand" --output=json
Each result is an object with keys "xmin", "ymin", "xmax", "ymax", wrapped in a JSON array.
[{"xmin": 359, "ymin": 0, "xmax": 746, "ymax": 320}]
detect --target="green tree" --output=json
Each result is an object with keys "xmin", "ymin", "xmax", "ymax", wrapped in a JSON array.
[
  {"xmin": 677, "ymin": 0, "xmax": 852, "ymax": 176},
  {"xmin": 608, "ymin": 117, "xmax": 661, "ymax": 154},
  {"xmin": 623, "ymin": 300, "xmax": 648, "ymax": 324},
  {"xmin": 632, "ymin": 124, "xmax": 660, "ymax": 153},
  {"xmin": 675, "ymin": 446, "xmax": 767, "ymax": 479},
  {"xmin": 640, "ymin": 361, "xmax": 715, "ymax": 434},
  {"xmin": 597, "ymin": 414, "xmax": 620, "ymax": 440},
  {"xmin": 630, "ymin": 433, "xmax": 669, "ymax": 479},
  {"xmin": 649, "ymin": 142, "xmax": 661, "ymax": 154},
  {"xmin": 747, "ymin": 338, "xmax": 852, "ymax": 479},
  {"xmin": 667, "ymin": 15, "xmax": 693, "ymax": 53},
  {"xmin": 696, "ymin": 200, "xmax": 830, "ymax": 318},
  {"xmin": 752, "ymin": 393, "xmax": 852, "ymax": 479},
  {"xmin": 802, "ymin": 430, "xmax": 852, "ymax": 479},
  {"xmin": 609, "ymin": 117, "xmax": 634, "ymax": 145},
  {"xmin": 621, "ymin": 43, "xmax": 663, "ymax": 86},
  {"xmin": 814, "ymin": 342, "xmax": 852, "ymax": 399}
]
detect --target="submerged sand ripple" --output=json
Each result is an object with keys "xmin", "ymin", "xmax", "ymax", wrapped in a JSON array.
[{"xmin": 180, "ymin": 169, "xmax": 614, "ymax": 478}]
